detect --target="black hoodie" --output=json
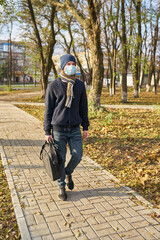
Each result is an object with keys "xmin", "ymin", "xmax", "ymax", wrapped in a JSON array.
[{"xmin": 44, "ymin": 78, "xmax": 89, "ymax": 135}]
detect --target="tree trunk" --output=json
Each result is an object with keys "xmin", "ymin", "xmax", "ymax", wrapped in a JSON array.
[
  {"xmin": 132, "ymin": 0, "xmax": 142, "ymax": 98},
  {"xmin": 147, "ymin": 10, "xmax": 159, "ymax": 91},
  {"xmin": 8, "ymin": 31, "xmax": 12, "ymax": 90},
  {"xmin": 89, "ymin": 45, "xmax": 104, "ymax": 107},
  {"xmin": 152, "ymin": 72, "xmax": 157, "ymax": 95},
  {"xmin": 40, "ymin": 71, "xmax": 48, "ymax": 98},
  {"xmin": 140, "ymin": 59, "xmax": 146, "ymax": 87},
  {"xmin": 121, "ymin": 0, "xmax": 128, "ymax": 103},
  {"xmin": 85, "ymin": 3, "xmax": 104, "ymax": 107},
  {"xmin": 110, "ymin": 47, "xmax": 116, "ymax": 96},
  {"xmin": 157, "ymin": 62, "xmax": 160, "ymax": 85},
  {"xmin": 147, "ymin": 59, "xmax": 154, "ymax": 92},
  {"xmin": 52, "ymin": 61, "xmax": 58, "ymax": 78}
]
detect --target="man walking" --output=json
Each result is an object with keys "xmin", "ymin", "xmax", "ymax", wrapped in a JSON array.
[{"xmin": 44, "ymin": 54, "xmax": 89, "ymax": 200}]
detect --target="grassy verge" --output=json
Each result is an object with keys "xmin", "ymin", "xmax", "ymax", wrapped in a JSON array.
[
  {"xmin": 101, "ymin": 87, "xmax": 160, "ymax": 105},
  {"xmin": 0, "ymin": 154, "xmax": 21, "ymax": 240},
  {"xmin": 16, "ymin": 104, "xmax": 160, "ymax": 209}
]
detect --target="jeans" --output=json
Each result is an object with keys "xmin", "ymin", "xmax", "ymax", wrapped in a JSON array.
[{"xmin": 53, "ymin": 126, "xmax": 83, "ymax": 187}]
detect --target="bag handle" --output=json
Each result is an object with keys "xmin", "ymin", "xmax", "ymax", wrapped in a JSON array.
[
  {"xmin": 40, "ymin": 142, "xmax": 47, "ymax": 160},
  {"xmin": 40, "ymin": 138, "xmax": 55, "ymax": 160},
  {"xmin": 48, "ymin": 137, "xmax": 54, "ymax": 145}
]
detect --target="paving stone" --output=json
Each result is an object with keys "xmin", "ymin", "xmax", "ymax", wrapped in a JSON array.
[
  {"xmin": 109, "ymin": 220, "xmax": 125, "ymax": 233},
  {"xmin": 96, "ymin": 227, "xmax": 116, "ymax": 237},
  {"xmin": 85, "ymin": 215, "xmax": 98, "ymax": 225},
  {"xmin": 100, "ymin": 237, "xmax": 111, "ymax": 240},
  {"xmin": 110, "ymin": 234, "xmax": 123, "ymax": 240},
  {"xmin": 25, "ymin": 214, "xmax": 36, "ymax": 226},
  {"xmin": 92, "ymin": 222, "xmax": 111, "ymax": 231},
  {"xmin": 126, "ymin": 215, "xmax": 144, "ymax": 223},
  {"xmin": 118, "ymin": 229, "xmax": 141, "ymax": 239},
  {"xmin": 126, "ymin": 236, "xmax": 145, "ymax": 240},
  {"xmin": 53, "ymin": 230, "xmax": 75, "ymax": 239},
  {"xmin": 48, "ymin": 221, "xmax": 61, "ymax": 233},
  {"xmin": 137, "ymin": 228, "xmax": 157, "ymax": 240},
  {"xmin": 82, "ymin": 226, "xmax": 98, "ymax": 238},
  {"xmin": 42, "ymin": 236, "xmax": 54, "ymax": 240},
  {"xmin": 105, "ymin": 214, "xmax": 123, "ymax": 222},
  {"xmin": 32, "ymin": 237, "xmax": 42, "ymax": 240},
  {"xmin": 118, "ymin": 219, "xmax": 133, "ymax": 231},
  {"xmin": 94, "ymin": 213, "xmax": 106, "ymax": 223},
  {"xmin": 131, "ymin": 220, "xmax": 149, "ymax": 228},
  {"xmin": 145, "ymin": 225, "xmax": 160, "ymax": 239},
  {"xmin": 34, "ymin": 214, "xmax": 46, "ymax": 224},
  {"xmin": 45, "ymin": 215, "xmax": 64, "ymax": 223},
  {"xmin": 93, "ymin": 203, "xmax": 107, "ymax": 212},
  {"xmin": 30, "ymin": 228, "xmax": 51, "ymax": 238}
]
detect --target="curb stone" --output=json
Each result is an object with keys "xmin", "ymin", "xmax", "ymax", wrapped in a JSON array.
[{"xmin": 0, "ymin": 143, "xmax": 32, "ymax": 240}]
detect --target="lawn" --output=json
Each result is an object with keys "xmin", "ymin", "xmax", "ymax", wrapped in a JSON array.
[{"xmin": 101, "ymin": 86, "xmax": 160, "ymax": 105}]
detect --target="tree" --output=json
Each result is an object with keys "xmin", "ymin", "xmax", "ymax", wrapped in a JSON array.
[
  {"xmin": 56, "ymin": 11, "xmax": 74, "ymax": 54},
  {"xmin": 0, "ymin": 61, "xmax": 8, "ymax": 83},
  {"xmin": 132, "ymin": 0, "xmax": 142, "ymax": 98},
  {"xmin": 19, "ymin": 0, "xmax": 57, "ymax": 97},
  {"xmin": 0, "ymin": 0, "xmax": 17, "ymax": 89},
  {"xmin": 140, "ymin": 3, "xmax": 149, "ymax": 87},
  {"xmin": 57, "ymin": 11, "xmax": 91, "ymax": 83},
  {"xmin": 102, "ymin": 0, "xmax": 120, "ymax": 96},
  {"xmin": 51, "ymin": 0, "xmax": 104, "ymax": 107},
  {"xmin": 121, "ymin": 0, "xmax": 128, "ymax": 102},
  {"xmin": 147, "ymin": 6, "xmax": 160, "ymax": 92},
  {"xmin": 23, "ymin": 42, "xmax": 41, "ymax": 86}
]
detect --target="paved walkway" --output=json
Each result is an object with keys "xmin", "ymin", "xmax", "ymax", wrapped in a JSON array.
[{"xmin": 0, "ymin": 101, "xmax": 160, "ymax": 240}]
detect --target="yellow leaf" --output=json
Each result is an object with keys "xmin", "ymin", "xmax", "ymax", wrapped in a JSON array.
[{"xmin": 76, "ymin": 230, "xmax": 81, "ymax": 238}]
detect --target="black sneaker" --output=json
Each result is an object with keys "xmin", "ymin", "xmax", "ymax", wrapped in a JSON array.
[
  {"xmin": 58, "ymin": 187, "xmax": 67, "ymax": 201},
  {"xmin": 66, "ymin": 175, "xmax": 74, "ymax": 190}
]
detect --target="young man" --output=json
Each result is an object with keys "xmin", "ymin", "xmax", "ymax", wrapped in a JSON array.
[{"xmin": 44, "ymin": 54, "xmax": 89, "ymax": 201}]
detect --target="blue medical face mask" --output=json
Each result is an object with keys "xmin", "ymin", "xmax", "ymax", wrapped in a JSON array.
[{"xmin": 64, "ymin": 65, "xmax": 76, "ymax": 76}]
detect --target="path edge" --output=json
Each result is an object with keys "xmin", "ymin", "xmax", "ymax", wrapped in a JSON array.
[{"xmin": 0, "ymin": 141, "xmax": 31, "ymax": 240}]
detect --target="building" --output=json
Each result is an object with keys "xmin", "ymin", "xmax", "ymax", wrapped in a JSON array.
[{"xmin": 0, "ymin": 40, "xmax": 28, "ymax": 84}]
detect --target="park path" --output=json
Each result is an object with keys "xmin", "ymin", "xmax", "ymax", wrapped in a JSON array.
[{"xmin": 0, "ymin": 101, "xmax": 160, "ymax": 240}]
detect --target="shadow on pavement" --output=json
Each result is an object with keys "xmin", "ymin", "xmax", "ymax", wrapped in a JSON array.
[{"xmin": 0, "ymin": 139, "xmax": 44, "ymax": 146}]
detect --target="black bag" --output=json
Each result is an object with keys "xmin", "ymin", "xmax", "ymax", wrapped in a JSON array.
[{"xmin": 40, "ymin": 139, "xmax": 61, "ymax": 181}]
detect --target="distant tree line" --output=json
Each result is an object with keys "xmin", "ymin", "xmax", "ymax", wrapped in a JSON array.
[{"xmin": 1, "ymin": 0, "xmax": 160, "ymax": 106}]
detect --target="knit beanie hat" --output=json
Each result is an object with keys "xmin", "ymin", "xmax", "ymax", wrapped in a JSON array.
[{"xmin": 60, "ymin": 54, "xmax": 76, "ymax": 70}]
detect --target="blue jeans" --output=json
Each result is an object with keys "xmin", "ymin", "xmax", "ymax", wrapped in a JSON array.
[{"xmin": 53, "ymin": 127, "xmax": 83, "ymax": 187}]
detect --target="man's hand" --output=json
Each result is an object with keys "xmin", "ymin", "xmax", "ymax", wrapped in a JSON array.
[
  {"xmin": 45, "ymin": 135, "xmax": 54, "ymax": 143},
  {"xmin": 83, "ymin": 130, "xmax": 89, "ymax": 140}
]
